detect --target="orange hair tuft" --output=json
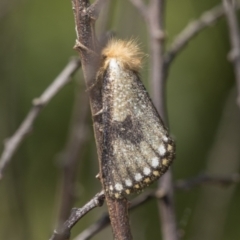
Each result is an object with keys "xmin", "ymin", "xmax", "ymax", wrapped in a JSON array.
[{"xmin": 101, "ymin": 39, "xmax": 145, "ymax": 72}]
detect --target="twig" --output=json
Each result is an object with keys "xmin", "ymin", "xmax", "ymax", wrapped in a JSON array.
[
  {"xmin": 129, "ymin": 1, "xmax": 178, "ymax": 239},
  {"xmin": 74, "ymin": 173, "xmax": 240, "ymax": 240},
  {"xmin": 56, "ymin": 88, "xmax": 90, "ymax": 229},
  {"xmin": 222, "ymin": 0, "xmax": 240, "ymax": 108},
  {"xmin": 148, "ymin": 1, "xmax": 178, "ymax": 239},
  {"xmin": 87, "ymin": 0, "xmax": 108, "ymax": 20},
  {"xmin": 164, "ymin": 3, "xmax": 240, "ymax": 68},
  {"xmin": 74, "ymin": 190, "xmax": 158, "ymax": 240},
  {"xmin": 147, "ymin": 0, "xmax": 166, "ymax": 119},
  {"xmin": 71, "ymin": 1, "xmax": 133, "ymax": 239},
  {"xmin": 49, "ymin": 191, "xmax": 105, "ymax": 240},
  {"xmin": 175, "ymin": 173, "xmax": 240, "ymax": 190},
  {"xmin": 0, "ymin": 58, "xmax": 81, "ymax": 179}
]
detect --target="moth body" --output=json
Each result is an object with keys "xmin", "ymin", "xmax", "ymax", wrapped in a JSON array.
[{"xmin": 98, "ymin": 39, "xmax": 175, "ymax": 199}]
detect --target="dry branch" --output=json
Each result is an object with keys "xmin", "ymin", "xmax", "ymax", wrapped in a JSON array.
[
  {"xmin": 152, "ymin": 3, "xmax": 179, "ymax": 233},
  {"xmin": 0, "ymin": 58, "xmax": 81, "ymax": 179},
  {"xmin": 129, "ymin": 1, "xmax": 178, "ymax": 239},
  {"xmin": 165, "ymin": 2, "xmax": 240, "ymax": 68},
  {"xmin": 74, "ymin": 173, "xmax": 240, "ymax": 240},
  {"xmin": 87, "ymin": 0, "xmax": 108, "ymax": 20},
  {"xmin": 71, "ymin": 1, "xmax": 132, "ymax": 239},
  {"xmin": 49, "ymin": 191, "xmax": 105, "ymax": 240}
]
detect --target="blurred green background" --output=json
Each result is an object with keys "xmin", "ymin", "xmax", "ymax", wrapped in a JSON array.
[{"xmin": 1, "ymin": 0, "xmax": 240, "ymax": 239}]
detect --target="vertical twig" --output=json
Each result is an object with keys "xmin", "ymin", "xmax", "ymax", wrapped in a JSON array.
[
  {"xmin": 71, "ymin": 1, "xmax": 132, "ymax": 239},
  {"xmin": 222, "ymin": 0, "xmax": 240, "ymax": 108},
  {"xmin": 148, "ymin": 1, "xmax": 178, "ymax": 239},
  {"xmin": 130, "ymin": 0, "xmax": 178, "ymax": 239},
  {"xmin": 148, "ymin": 0, "xmax": 167, "ymax": 119}
]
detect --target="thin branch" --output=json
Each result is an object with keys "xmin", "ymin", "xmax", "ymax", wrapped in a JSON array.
[
  {"xmin": 74, "ymin": 173, "xmax": 240, "ymax": 240},
  {"xmin": 0, "ymin": 58, "xmax": 81, "ymax": 179},
  {"xmin": 164, "ymin": 3, "xmax": 240, "ymax": 68},
  {"xmin": 87, "ymin": 0, "xmax": 108, "ymax": 20},
  {"xmin": 74, "ymin": 190, "xmax": 158, "ymax": 240},
  {"xmin": 148, "ymin": 1, "xmax": 178, "ymax": 239},
  {"xmin": 223, "ymin": 0, "xmax": 240, "ymax": 108},
  {"xmin": 56, "ymin": 88, "xmax": 90, "ymax": 229},
  {"xmin": 71, "ymin": 1, "xmax": 133, "ymax": 239},
  {"xmin": 129, "ymin": 0, "xmax": 178, "ymax": 239},
  {"xmin": 49, "ymin": 191, "xmax": 105, "ymax": 240},
  {"xmin": 175, "ymin": 173, "xmax": 240, "ymax": 190},
  {"xmin": 147, "ymin": 0, "xmax": 166, "ymax": 119}
]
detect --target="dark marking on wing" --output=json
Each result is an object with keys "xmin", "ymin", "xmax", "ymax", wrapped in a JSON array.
[{"xmin": 111, "ymin": 115, "xmax": 143, "ymax": 144}]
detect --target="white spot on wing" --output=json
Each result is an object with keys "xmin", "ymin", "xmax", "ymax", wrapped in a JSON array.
[
  {"xmin": 125, "ymin": 179, "xmax": 132, "ymax": 187},
  {"xmin": 135, "ymin": 173, "xmax": 143, "ymax": 181},
  {"xmin": 143, "ymin": 167, "xmax": 151, "ymax": 176},
  {"xmin": 115, "ymin": 183, "xmax": 123, "ymax": 191},
  {"xmin": 158, "ymin": 144, "xmax": 166, "ymax": 156},
  {"xmin": 163, "ymin": 135, "xmax": 168, "ymax": 142},
  {"xmin": 151, "ymin": 157, "xmax": 159, "ymax": 168}
]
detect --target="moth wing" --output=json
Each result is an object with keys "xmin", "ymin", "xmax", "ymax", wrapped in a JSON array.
[{"xmin": 101, "ymin": 60, "xmax": 175, "ymax": 198}]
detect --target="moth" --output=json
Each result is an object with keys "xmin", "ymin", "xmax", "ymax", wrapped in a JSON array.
[{"xmin": 96, "ymin": 39, "xmax": 175, "ymax": 199}]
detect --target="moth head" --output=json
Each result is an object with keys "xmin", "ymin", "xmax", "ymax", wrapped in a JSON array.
[{"xmin": 101, "ymin": 38, "xmax": 145, "ymax": 72}]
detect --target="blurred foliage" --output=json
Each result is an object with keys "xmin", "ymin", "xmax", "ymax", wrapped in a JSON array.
[{"xmin": 0, "ymin": 0, "xmax": 240, "ymax": 240}]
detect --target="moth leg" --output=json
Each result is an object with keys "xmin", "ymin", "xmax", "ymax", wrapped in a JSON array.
[
  {"xmin": 93, "ymin": 108, "xmax": 105, "ymax": 117},
  {"xmin": 85, "ymin": 78, "xmax": 101, "ymax": 92},
  {"xmin": 95, "ymin": 173, "xmax": 100, "ymax": 180}
]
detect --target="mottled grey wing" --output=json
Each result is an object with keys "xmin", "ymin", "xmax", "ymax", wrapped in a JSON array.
[{"xmin": 101, "ymin": 63, "xmax": 175, "ymax": 199}]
